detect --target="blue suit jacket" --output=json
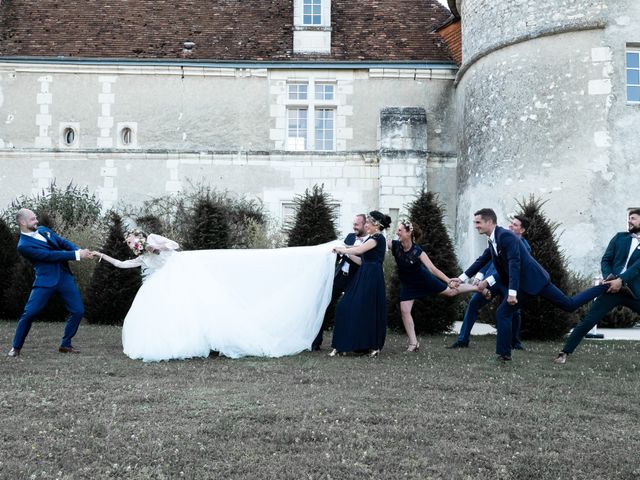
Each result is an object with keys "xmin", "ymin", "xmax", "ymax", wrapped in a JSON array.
[
  {"xmin": 481, "ymin": 237, "xmax": 531, "ymax": 285},
  {"xmin": 602, "ymin": 232, "xmax": 640, "ymax": 297},
  {"xmin": 465, "ymin": 227, "xmax": 549, "ymax": 295},
  {"xmin": 17, "ymin": 227, "xmax": 79, "ymax": 288}
]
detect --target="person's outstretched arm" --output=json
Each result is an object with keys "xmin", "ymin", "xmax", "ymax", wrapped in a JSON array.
[
  {"xmin": 419, "ymin": 251, "xmax": 450, "ymax": 285},
  {"xmin": 93, "ymin": 251, "xmax": 143, "ymax": 269},
  {"xmin": 334, "ymin": 237, "xmax": 377, "ymax": 256}
]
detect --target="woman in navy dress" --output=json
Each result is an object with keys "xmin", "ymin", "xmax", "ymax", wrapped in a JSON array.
[
  {"xmin": 390, "ymin": 219, "xmax": 481, "ymax": 352},
  {"xmin": 330, "ymin": 211, "xmax": 391, "ymax": 358}
]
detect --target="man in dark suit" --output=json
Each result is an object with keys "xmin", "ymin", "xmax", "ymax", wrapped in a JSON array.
[
  {"xmin": 554, "ymin": 208, "xmax": 640, "ymax": 364},
  {"xmin": 449, "ymin": 214, "xmax": 531, "ymax": 349},
  {"xmin": 7, "ymin": 208, "xmax": 93, "ymax": 357},
  {"xmin": 312, "ymin": 214, "xmax": 366, "ymax": 350},
  {"xmin": 459, "ymin": 208, "xmax": 608, "ymax": 361}
]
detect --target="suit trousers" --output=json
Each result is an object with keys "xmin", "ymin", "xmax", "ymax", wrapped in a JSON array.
[
  {"xmin": 530, "ymin": 283, "xmax": 609, "ymax": 312},
  {"xmin": 457, "ymin": 290, "xmax": 522, "ymax": 347},
  {"xmin": 313, "ymin": 271, "xmax": 351, "ymax": 348},
  {"xmin": 562, "ymin": 293, "xmax": 640, "ymax": 354},
  {"xmin": 13, "ymin": 270, "xmax": 84, "ymax": 349},
  {"xmin": 494, "ymin": 282, "xmax": 608, "ymax": 356}
]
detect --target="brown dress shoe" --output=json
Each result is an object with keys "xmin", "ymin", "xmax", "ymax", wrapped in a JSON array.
[
  {"xmin": 554, "ymin": 352, "xmax": 568, "ymax": 364},
  {"xmin": 58, "ymin": 346, "xmax": 80, "ymax": 354},
  {"xmin": 7, "ymin": 348, "xmax": 20, "ymax": 357}
]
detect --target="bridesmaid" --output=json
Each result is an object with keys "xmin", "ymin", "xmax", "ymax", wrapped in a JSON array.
[
  {"xmin": 330, "ymin": 210, "xmax": 391, "ymax": 358},
  {"xmin": 390, "ymin": 219, "xmax": 481, "ymax": 352}
]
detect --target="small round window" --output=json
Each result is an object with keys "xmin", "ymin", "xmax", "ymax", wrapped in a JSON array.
[
  {"xmin": 63, "ymin": 127, "xmax": 76, "ymax": 146},
  {"xmin": 121, "ymin": 127, "xmax": 133, "ymax": 146}
]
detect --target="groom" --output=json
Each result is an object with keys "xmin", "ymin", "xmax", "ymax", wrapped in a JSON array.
[
  {"xmin": 312, "ymin": 214, "xmax": 366, "ymax": 350},
  {"xmin": 459, "ymin": 208, "xmax": 609, "ymax": 361},
  {"xmin": 7, "ymin": 208, "xmax": 93, "ymax": 357},
  {"xmin": 449, "ymin": 214, "xmax": 531, "ymax": 350}
]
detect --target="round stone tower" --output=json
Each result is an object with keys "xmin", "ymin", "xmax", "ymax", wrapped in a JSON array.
[{"xmin": 452, "ymin": 0, "xmax": 640, "ymax": 272}]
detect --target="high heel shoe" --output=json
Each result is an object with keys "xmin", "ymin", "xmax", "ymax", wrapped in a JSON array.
[
  {"xmin": 406, "ymin": 343, "xmax": 420, "ymax": 352},
  {"xmin": 368, "ymin": 349, "xmax": 380, "ymax": 358}
]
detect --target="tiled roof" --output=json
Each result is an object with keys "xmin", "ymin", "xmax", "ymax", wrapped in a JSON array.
[{"xmin": 0, "ymin": 0, "xmax": 454, "ymax": 62}]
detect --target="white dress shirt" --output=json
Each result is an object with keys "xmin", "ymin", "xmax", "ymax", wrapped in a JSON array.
[
  {"xmin": 621, "ymin": 237, "xmax": 640, "ymax": 274},
  {"xmin": 341, "ymin": 236, "xmax": 364, "ymax": 274},
  {"xmin": 459, "ymin": 229, "xmax": 517, "ymax": 297}
]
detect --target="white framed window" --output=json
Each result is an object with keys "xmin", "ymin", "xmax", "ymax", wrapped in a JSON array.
[
  {"xmin": 288, "ymin": 83, "xmax": 308, "ymax": 100},
  {"xmin": 315, "ymin": 83, "xmax": 335, "ymax": 101},
  {"xmin": 121, "ymin": 128, "xmax": 133, "ymax": 145},
  {"xmin": 626, "ymin": 49, "xmax": 640, "ymax": 103},
  {"xmin": 315, "ymin": 108, "xmax": 334, "ymax": 151},
  {"xmin": 59, "ymin": 122, "xmax": 80, "ymax": 149},
  {"xmin": 285, "ymin": 80, "xmax": 336, "ymax": 151},
  {"xmin": 287, "ymin": 108, "xmax": 308, "ymax": 151},
  {"xmin": 116, "ymin": 122, "xmax": 138, "ymax": 148},
  {"xmin": 303, "ymin": 0, "xmax": 322, "ymax": 25},
  {"xmin": 63, "ymin": 128, "xmax": 76, "ymax": 145}
]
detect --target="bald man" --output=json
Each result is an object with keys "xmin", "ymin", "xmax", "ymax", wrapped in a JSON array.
[{"xmin": 7, "ymin": 209, "xmax": 93, "ymax": 357}]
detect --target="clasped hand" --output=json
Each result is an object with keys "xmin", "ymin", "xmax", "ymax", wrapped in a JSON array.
[
  {"xmin": 604, "ymin": 278, "xmax": 622, "ymax": 293},
  {"xmin": 78, "ymin": 249, "xmax": 94, "ymax": 260}
]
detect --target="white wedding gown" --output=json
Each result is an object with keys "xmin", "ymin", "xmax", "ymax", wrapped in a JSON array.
[{"xmin": 122, "ymin": 242, "xmax": 338, "ymax": 361}]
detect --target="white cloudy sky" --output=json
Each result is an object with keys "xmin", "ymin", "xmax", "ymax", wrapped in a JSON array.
[{"xmin": 436, "ymin": 0, "xmax": 450, "ymax": 9}]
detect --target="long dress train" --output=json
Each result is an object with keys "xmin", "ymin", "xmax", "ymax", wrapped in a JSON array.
[{"xmin": 122, "ymin": 242, "xmax": 338, "ymax": 361}]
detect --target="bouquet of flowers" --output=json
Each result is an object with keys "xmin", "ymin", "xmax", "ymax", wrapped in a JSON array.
[{"xmin": 125, "ymin": 230, "xmax": 148, "ymax": 256}]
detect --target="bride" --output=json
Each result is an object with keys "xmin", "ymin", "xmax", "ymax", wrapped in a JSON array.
[{"xmin": 95, "ymin": 231, "xmax": 337, "ymax": 361}]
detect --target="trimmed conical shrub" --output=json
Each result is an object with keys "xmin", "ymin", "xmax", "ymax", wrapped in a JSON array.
[
  {"xmin": 183, "ymin": 196, "xmax": 230, "ymax": 250},
  {"xmin": 387, "ymin": 190, "xmax": 460, "ymax": 334},
  {"xmin": 286, "ymin": 184, "xmax": 338, "ymax": 247},
  {"xmin": 85, "ymin": 212, "xmax": 142, "ymax": 325},
  {"xmin": 0, "ymin": 218, "xmax": 19, "ymax": 319},
  {"xmin": 515, "ymin": 196, "xmax": 576, "ymax": 340},
  {"xmin": 286, "ymin": 185, "xmax": 339, "ymax": 335}
]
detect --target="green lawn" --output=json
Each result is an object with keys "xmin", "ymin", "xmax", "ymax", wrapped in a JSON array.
[{"xmin": 1, "ymin": 322, "xmax": 639, "ymax": 480}]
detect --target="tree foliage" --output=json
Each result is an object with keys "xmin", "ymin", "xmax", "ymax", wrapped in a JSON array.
[
  {"xmin": 286, "ymin": 184, "xmax": 338, "ymax": 247},
  {"xmin": 387, "ymin": 190, "xmax": 460, "ymax": 335},
  {"xmin": 514, "ymin": 196, "xmax": 576, "ymax": 340},
  {"xmin": 85, "ymin": 212, "xmax": 142, "ymax": 325},
  {"xmin": 0, "ymin": 218, "xmax": 19, "ymax": 319},
  {"xmin": 123, "ymin": 184, "xmax": 266, "ymax": 249},
  {"xmin": 183, "ymin": 195, "xmax": 231, "ymax": 250},
  {"xmin": 1, "ymin": 181, "xmax": 102, "ymax": 230}
]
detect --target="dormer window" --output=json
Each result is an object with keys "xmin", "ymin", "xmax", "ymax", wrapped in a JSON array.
[{"xmin": 293, "ymin": 0, "xmax": 331, "ymax": 55}]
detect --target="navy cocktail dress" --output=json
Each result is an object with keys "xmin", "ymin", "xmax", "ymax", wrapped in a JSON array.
[
  {"xmin": 331, "ymin": 234, "xmax": 387, "ymax": 352},
  {"xmin": 391, "ymin": 240, "xmax": 447, "ymax": 301}
]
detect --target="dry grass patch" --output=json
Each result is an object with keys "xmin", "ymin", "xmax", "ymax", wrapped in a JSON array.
[{"xmin": 1, "ymin": 322, "xmax": 639, "ymax": 479}]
